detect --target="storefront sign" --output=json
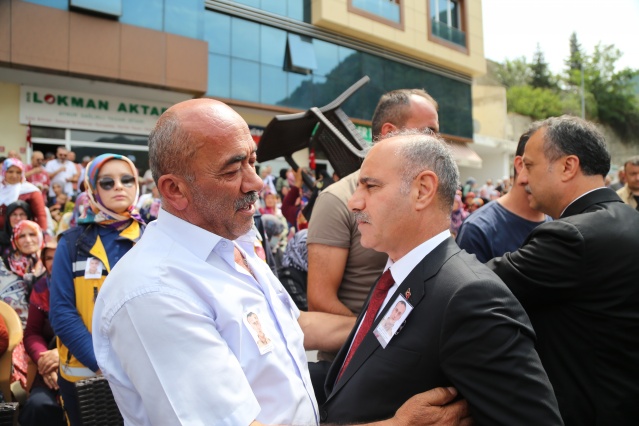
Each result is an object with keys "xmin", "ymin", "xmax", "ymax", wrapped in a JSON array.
[
  {"xmin": 19, "ymin": 86, "xmax": 173, "ymax": 135},
  {"xmin": 354, "ymin": 124, "xmax": 373, "ymax": 144}
]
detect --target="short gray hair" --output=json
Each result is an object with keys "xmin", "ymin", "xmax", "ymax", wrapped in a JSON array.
[
  {"xmin": 386, "ymin": 129, "xmax": 459, "ymax": 211},
  {"xmin": 623, "ymin": 155, "xmax": 639, "ymax": 169},
  {"xmin": 148, "ymin": 110, "xmax": 198, "ymax": 185}
]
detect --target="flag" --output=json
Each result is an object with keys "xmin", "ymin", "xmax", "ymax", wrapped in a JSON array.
[
  {"xmin": 309, "ymin": 147, "xmax": 316, "ymax": 170},
  {"xmin": 26, "ymin": 122, "xmax": 32, "ymax": 147}
]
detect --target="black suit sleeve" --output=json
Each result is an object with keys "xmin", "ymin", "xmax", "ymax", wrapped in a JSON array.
[
  {"xmin": 440, "ymin": 279, "xmax": 563, "ymax": 425},
  {"xmin": 487, "ymin": 220, "xmax": 586, "ymax": 306}
]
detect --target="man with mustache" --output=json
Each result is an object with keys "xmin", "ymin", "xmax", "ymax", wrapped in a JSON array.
[
  {"xmin": 92, "ymin": 99, "xmax": 470, "ymax": 425},
  {"xmin": 487, "ymin": 116, "xmax": 639, "ymax": 425},
  {"xmin": 456, "ymin": 130, "xmax": 550, "ymax": 263},
  {"xmin": 321, "ymin": 129, "xmax": 562, "ymax": 424}
]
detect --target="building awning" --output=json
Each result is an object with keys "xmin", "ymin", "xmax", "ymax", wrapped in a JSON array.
[{"xmin": 447, "ymin": 141, "xmax": 482, "ymax": 169}]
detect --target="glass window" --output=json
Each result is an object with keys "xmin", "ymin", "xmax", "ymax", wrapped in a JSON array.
[
  {"xmin": 261, "ymin": 0, "xmax": 287, "ymax": 16},
  {"xmin": 231, "ymin": 58, "xmax": 260, "ymax": 102},
  {"xmin": 70, "ymin": 0, "xmax": 121, "ymax": 16},
  {"xmin": 286, "ymin": 73, "xmax": 312, "ymax": 109},
  {"xmin": 232, "ymin": 19, "xmax": 260, "ymax": 61},
  {"xmin": 287, "ymin": 34, "xmax": 317, "ymax": 75},
  {"xmin": 204, "ymin": 12, "xmax": 231, "ymax": 55},
  {"xmin": 32, "ymin": 126, "xmax": 66, "ymax": 139},
  {"xmin": 164, "ymin": 0, "xmax": 204, "ymax": 39},
  {"xmin": 70, "ymin": 130, "xmax": 147, "ymax": 145},
  {"xmin": 313, "ymin": 40, "xmax": 340, "ymax": 77},
  {"xmin": 261, "ymin": 65, "xmax": 288, "ymax": 105},
  {"xmin": 350, "ymin": 0, "xmax": 401, "ymax": 24},
  {"xmin": 430, "ymin": 0, "xmax": 465, "ymax": 48},
  {"xmin": 121, "ymin": 0, "xmax": 163, "ymax": 31},
  {"xmin": 260, "ymin": 26, "xmax": 287, "ymax": 67},
  {"xmin": 208, "ymin": 54, "xmax": 231, "ymax": 98},
  {"xmin": 234, "ymin": 0, "xmax": 260, "ymax": 8},
  {"xmin": 22, "ymin": 0, "xmax": 67, "ymax": 9}
]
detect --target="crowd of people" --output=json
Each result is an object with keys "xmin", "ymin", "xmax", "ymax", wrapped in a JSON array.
[{"xmin": 0, "ymin": 89, "xmax": 637, "ymax": 426}]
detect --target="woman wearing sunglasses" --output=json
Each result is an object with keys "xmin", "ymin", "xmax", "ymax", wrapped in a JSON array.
[{"xmin": 49, "ymin": 153, "xmax": 145, "ymax": 425}]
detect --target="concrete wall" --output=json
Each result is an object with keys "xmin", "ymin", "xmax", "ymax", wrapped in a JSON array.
[{"xmin": 0, "ymin": 82, "xmax": 24, "ymax": 156}]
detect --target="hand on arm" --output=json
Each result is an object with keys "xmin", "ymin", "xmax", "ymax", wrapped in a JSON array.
[
  {"xmin": 37, "ymin": 348, "xmax": 59, "ymax": 375},
  {"xmin": 307, "ymin": 244, "xmax": 354, "ymax": 316},
  {"xmin": 298, "ymin": 311, "xmax": 356, "ymax": 352}
]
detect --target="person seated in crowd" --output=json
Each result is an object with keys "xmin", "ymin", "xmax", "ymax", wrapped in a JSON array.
[
  {"xmin": 50, "ymin": 153, "xmax": 145, "ymax": 426},
  {"xmin": 449, "ymin": 193, "xmax": 469, "ymax": 238},
  {"xmin": 468, "ymin": 197, "xmax": 484, "ymax": 213},
  {"xmin": 0, "ymin": 159, "xmax": 47, "ymax": 231},
  {"xmin": 277, "ymin": 229, "xmax": 309, "ymax": 311},
  {"xmin": 0, "ymin": 201, "xmax": 34, "ymax": 259},
  {"xmin": 47, "ymin": 183, "xmax": 65, "ymax": 208},
  {"xmin": 137, "ymin": 182, "xmax": 162, "ymax": 224},
  {"xmin": 0, "ymin": 220, "xmax": 47, "ymax": 394},
  {"xmin": 20, "ymin": 240, "xmax": 65, "ymax": 426}
]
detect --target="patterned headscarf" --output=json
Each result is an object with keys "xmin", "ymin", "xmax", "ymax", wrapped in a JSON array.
[
  {"xmin": 79, "ymin": 154, "xmax": 143, "ymax": 227},
  {"xmin": 282, "ymin": 229, "xmax": 308, "ymax": 272},
  {"xmin": 9, "ymin": 220, "xmax": 44, "ymax": 277},
  {"xmin": 2, "ymin": 158, "xmax": 26, "ymax": 183}
]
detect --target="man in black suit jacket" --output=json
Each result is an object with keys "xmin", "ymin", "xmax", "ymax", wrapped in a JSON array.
[
  {"xmin": 487, "ymin": 116, "xmax": 639, "ymax": 425},
  {"xmin": 321, "ymin": 130, "xmax": 563, "ymax": 425}
]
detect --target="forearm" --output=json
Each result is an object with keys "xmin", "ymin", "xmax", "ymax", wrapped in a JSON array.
[
  {"xmin": 307, "ymin": 244, "xmax": 354, "ymax": 316},
  {"xmin": 299, "ymin": 311, "xmax": 355, "ymax": 352},
  {"xmin": 24, "ymin": 304, "xmax": 49, "ymax": 362}
]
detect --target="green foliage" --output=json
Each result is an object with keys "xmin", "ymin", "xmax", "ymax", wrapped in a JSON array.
[
  {"xmin": 530, "ymin": 44, "xmax": 555, "ymax": 89},
  {"xmin": 506, "ymin": 85, "xmax": 563, "ymax": 120},
  {"xmin": 499, "ymin": 35, "xmax": 639, "ymax": 139},
  {"xmin": 493, "ymin": 57, "xmax": 531, "ymax": 88}
]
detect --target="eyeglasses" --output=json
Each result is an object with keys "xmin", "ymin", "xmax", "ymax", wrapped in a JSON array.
[{"xmin": 97, "ymin": 174, "xmax": 136, "ymax": 191}]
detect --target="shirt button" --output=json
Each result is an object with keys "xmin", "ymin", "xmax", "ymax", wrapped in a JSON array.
[
  {"xmin": 320, "ymin": 409, "xmax": 327, "ymax": 422},
  {"xmin": 221, "ymin": 242, "xmax": 227, "ymax": 247}
]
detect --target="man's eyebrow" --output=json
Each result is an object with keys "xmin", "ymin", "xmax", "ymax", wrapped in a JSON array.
[
  {"xmin": 221, "ymin": 146, "xmax": 257, "ymax": 168},
  {"xmin": 360, "ymin": 176, "xmax": 383, "ymax": 186}
]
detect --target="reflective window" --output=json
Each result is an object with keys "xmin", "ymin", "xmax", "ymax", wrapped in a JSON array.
[
  {"xmin": 208, "ymin": 54, "xmax": 231, "ymax": 99},
  {"xmin": 70, "ymin": 130, "xmax": 147, "ymax": 145},
  {"xmin": 286, "ymin": 34, "xmax": 317, "ymax": 75},
  {"xmin": 261, "ymin": 26, "xmax": 287, "ymax": 67},
  {"xmin": 231, "ymin": 19, "xmax": 260, "ymax": 61},
  {"xmin": 261, "ymin": 65, "xmax": 288, "ymax": 105},
  {"xmin": 350, "ymin": 0, "xmax": 401, "ymax": 24},
  {"xmin": 261, "ymin": 0, "xmax": 287, "ymax": 16},
  {"xmin": 231, "ymin": 0, "xmax": 310, "ymax": 22},
  {"xmin": 430, "ymin": 0, "xmax": 466, "ymax": 48},
  {"xmin": 32, "ymin": 127, "xmax": 66, "ymax": 139},
  {"xmin": 121, "ymin": 0, "xmax": 163, "ymax": 31},
  {"xmin": 204, "ymin": 11, "xmax": 472, "ymax": 138},
  {"xmin": 22, "ymin": 0, "xmax": 67, "ymax": 9},
  {"xmin": 70, "ymin": 0, "xmax": 121, "ymax": 16},
  {"xmin": 164, "ymin": 0, "xmax": 204, "ymax": 39},
  {"xmin": 231, "ymin": 59, "xmax": 260, "ymax": 102},
  {"xmin": 204, "ymin": 12, "xmax": 231, "ymax": 55}
]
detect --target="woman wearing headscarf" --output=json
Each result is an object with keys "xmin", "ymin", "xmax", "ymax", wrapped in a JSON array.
[
  {"xmin": 49, "ymin": 154, "xmax": 145, "ymax": 426},
  {"xmin": 0, "ymin": 159, "xmax": 47, "ymax": 231},
  {"xmin": 0, "ymin": 200, "xmax": 34, "ymax": 259},
  {"xmin": 21, "ymin": 240, "xmax": 65, "ymax": 426},
  {"xmin": 450, "ymin": 194, "xmax": 469, "ymax": 238},
  {"xmin": 0, "ymin": 220, "xmax": 47, "ymax": 394},
  {"xmin": 277, "ymin": 229, "xmax": 309, "ymax": 311}
]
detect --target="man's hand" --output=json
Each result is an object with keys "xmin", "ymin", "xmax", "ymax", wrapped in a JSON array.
[
  {"xmin": 37, "ymin": 349, "xmax": 59, "ymax": 375},
  {"xmin": 390, "ymin": 387, "xmax": 473, "ymax": 426}
]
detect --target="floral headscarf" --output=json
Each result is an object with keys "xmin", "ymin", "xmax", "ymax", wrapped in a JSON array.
[
  {"xmin": 79, "ymin": 154, "xmax": 143, "ymax": 227},
  {"xmin": 9, "ymin": 219, "xmax": 44, "ymax": 277}
]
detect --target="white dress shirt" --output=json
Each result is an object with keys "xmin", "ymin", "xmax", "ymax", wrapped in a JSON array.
[
  {"xmin": 44, "ymin": 159, "xmax": 76, "ymax": 197},
  {"xmin": 93, "ymin": 209, "xmax": 318, "ymax": 426}
]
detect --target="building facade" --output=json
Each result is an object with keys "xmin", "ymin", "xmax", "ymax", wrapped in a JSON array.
[{"xmin": 1, "ymin": 0, "xmax": 485, "ymax": 174}]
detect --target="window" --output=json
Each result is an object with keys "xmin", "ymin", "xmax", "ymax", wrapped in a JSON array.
[
  {"xmin": 70, "ymin": 0, "xmax": 122, "ymax": 16},
  {"xmin": 286, "ymin": 34, "xmax": 317, "ymax": 75},
  {"xmin": 349, "ymin": 0, "xmax": 402, "ymax": 28},
  {"xmin": 429, "ymin": 0, "xmax": 466, "ymax": 49}
]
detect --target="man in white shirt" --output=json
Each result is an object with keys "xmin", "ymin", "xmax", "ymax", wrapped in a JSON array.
[
  {"xmin": 93, "ymin": 99, "xmax": 468, "ymax": 426},
  {"xmin": 44, "ymin": 146, "xmax": 77, "ymax": 198}
]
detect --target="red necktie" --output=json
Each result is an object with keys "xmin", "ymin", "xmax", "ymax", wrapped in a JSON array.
[{"xmin": 338, "ymin": 269, "xmax": 395, "ymax": 380}]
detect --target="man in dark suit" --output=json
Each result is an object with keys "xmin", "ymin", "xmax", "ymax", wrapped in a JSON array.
[
  {"xmin": 487, "ymin": 116, "xmax": 639, "ymax": 425},
  {"xmin": 321, "ymin": 130, "xmax": 563, "ymax": 425}
]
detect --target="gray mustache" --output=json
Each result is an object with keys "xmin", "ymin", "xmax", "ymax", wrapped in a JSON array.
[
  {"xmin": 353, "ymin": 211, "xmax": 371, "ymax": 223},
  {"xmin": 235, "ymin": 192, "xmax": 259, "ymax": 210}
]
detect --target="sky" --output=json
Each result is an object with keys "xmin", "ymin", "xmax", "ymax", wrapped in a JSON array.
[{"xmin": 481, "ymin": 0, "xmax": 639, "ymax": 74}]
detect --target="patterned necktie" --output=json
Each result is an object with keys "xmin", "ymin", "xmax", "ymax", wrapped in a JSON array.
[{"xmin": 337, "ymin": 269, "xmax": 395, "ymax": 381}]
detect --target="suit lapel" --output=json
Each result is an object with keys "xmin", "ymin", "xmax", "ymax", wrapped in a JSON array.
[
  {"xmin": 561, "ymin": 187, "xmax": 622, "ymax": 218},
  {"xmin": 325, "ymin": 238, "xmax": 460, "ymax": 400}
]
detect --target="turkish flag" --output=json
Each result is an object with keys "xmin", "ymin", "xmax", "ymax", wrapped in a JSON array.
[{"xmin": 309, "ymin": 148, "xmax": 316, "ymax": 170}]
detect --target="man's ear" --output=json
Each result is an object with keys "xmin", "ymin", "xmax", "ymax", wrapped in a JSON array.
[
  {"xmin": 158, "ymin": 174, "xmax": 190, "ymax": 211},
  {"xmin": 380, "ymin": 122, "xmax": 398, "ymax": 137},
  {"xmin": 561, "ymin": 155, "xmax": 580, "ymax": 181},
  {"xmin": 414, "ymin": 170, "xmax": 438, "ymax": 210}
]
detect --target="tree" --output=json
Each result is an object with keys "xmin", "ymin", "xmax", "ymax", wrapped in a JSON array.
[
  {"xmin": 566, "ymin": 32, "xmax": 583, "ymax": 72},
  {"xmin": 506, "ymin": 85, "xmax": 563, "ymax": 120},
  {"xmin": 493, "ymin": 57, "xmax": 531, "ymax": 88},
  {"xmin": 530, "ymin": 44, "xmax": 554, "ymax": 89}
]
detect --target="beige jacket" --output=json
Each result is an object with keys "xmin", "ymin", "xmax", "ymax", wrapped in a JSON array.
[{"xmin": 616, "ymin": 185, "xmax": 638, "ymax": 209}]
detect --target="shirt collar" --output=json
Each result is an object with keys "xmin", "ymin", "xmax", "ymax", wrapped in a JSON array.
[
  {"xmin": 559, "ymin": 186, "xmax": 606, "ymax": 217},
  {"xmin": 384, "ymin": 229, "xmax": 451, "ymax": 285},
  {"xmin": 156, "ymin": 208, "xmax": 259, "ymax": 262}
]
